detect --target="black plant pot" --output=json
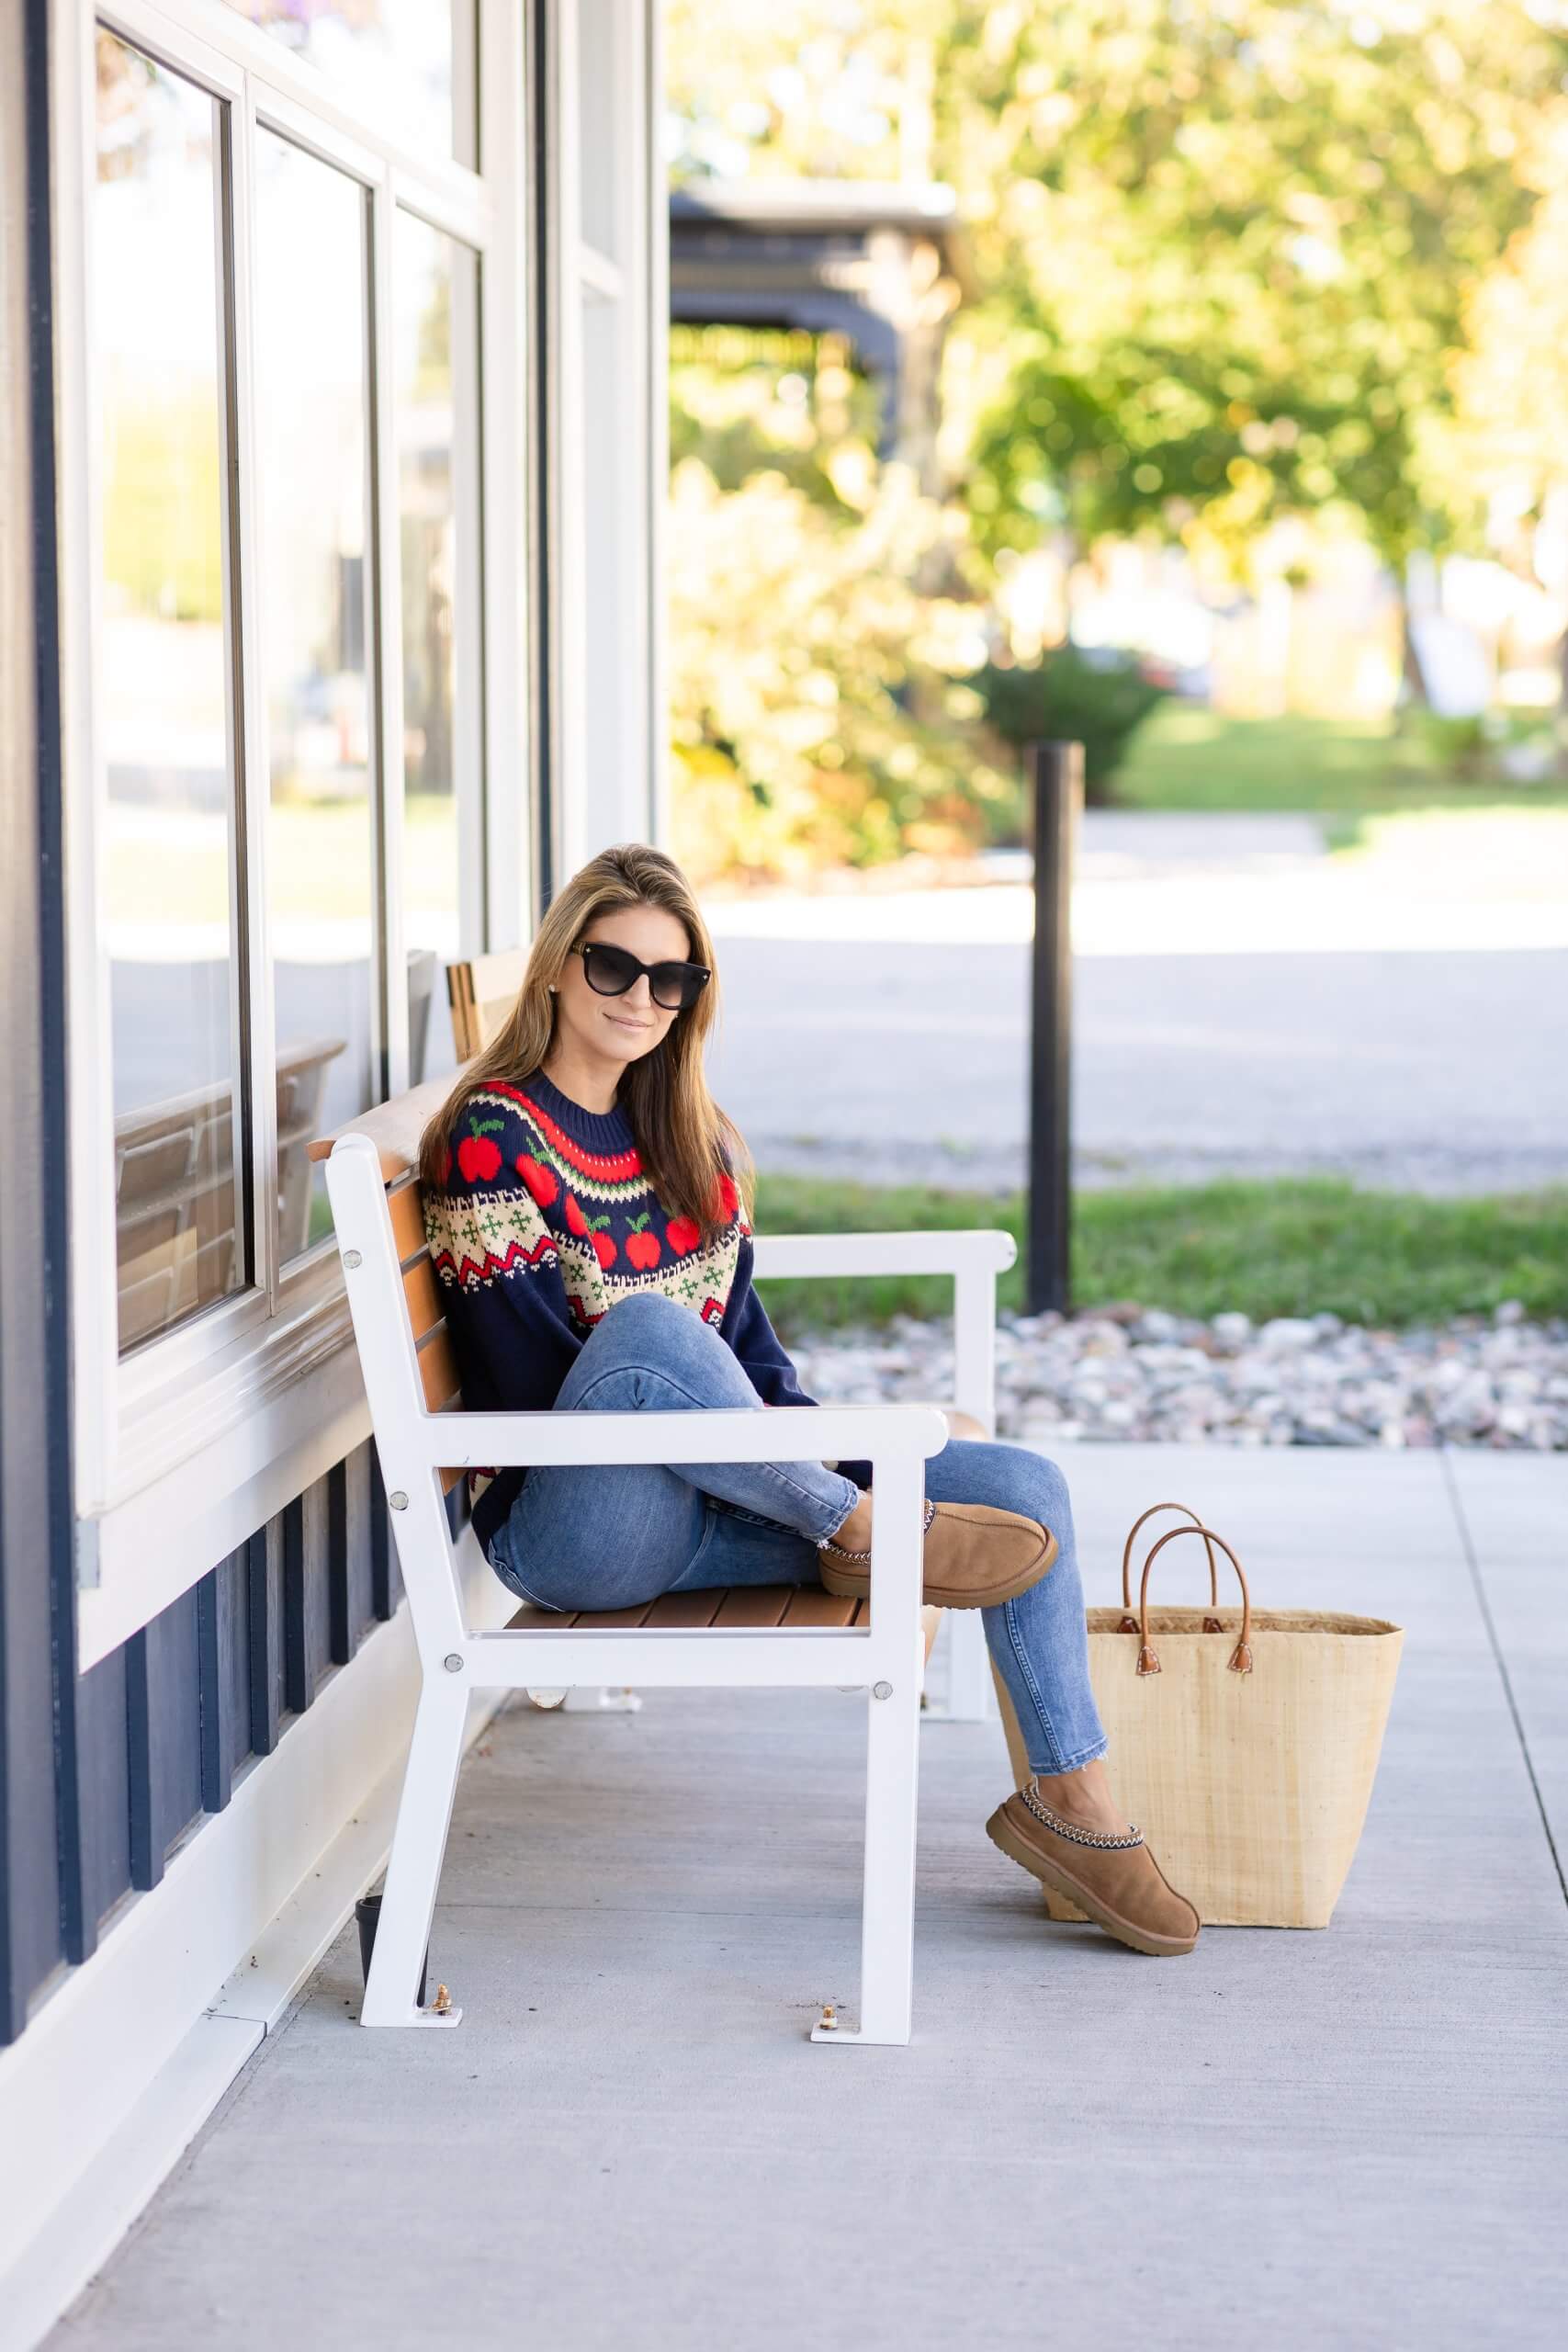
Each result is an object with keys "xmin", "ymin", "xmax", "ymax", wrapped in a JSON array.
[{"xmin": 355, "ymin": 1893, "xmax": 430, "ymax": 2007}]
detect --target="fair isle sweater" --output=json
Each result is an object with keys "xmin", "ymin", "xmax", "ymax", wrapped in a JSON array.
[{"xmin": 423, "ymin": 1069, "xmax": 873, "ymax": 1559}]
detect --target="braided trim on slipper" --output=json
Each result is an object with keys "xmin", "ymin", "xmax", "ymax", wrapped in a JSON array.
[{"xmin": 815, "ymin": 1496, "xmax": 936, "ymax": 1562}]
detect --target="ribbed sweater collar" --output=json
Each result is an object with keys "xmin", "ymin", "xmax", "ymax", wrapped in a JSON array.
[{"xmin": 522, "ymin": 1067, "xmax": 636, "ymax": 1155}]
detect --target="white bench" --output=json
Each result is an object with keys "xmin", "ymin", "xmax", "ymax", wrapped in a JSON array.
[{"xmin": 319, "ymin": 1102, "xmax": 1015, "ymax": 2045}]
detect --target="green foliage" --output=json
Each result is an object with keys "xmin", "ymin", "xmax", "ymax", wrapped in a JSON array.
[
  {"xmin": 748, "ymin": 1172, "xmax": 1568, "ymax": 1337},
  {"xmin": 667, "ymin": 2, "xmax": 1568, "ymax": 576},
  {"xmin": 103, "ymin": 394, "xmax": 224, "ymax": 622},
  {"xmin": 947, "ymin": 1, "xmax": 1567, "ymax": 574},
  {"xmin": 661, "ymin": 5, "xmax": 1568, "ymax": 865},
  {"xmin": 1114, "ymin": 706, "xmax": 1568, "ymax": 819},
  {"xmin": 1407, "ymin": 711, "xmax": 1489, "ymax": 778},
  {"xmin": 966, "ymin": 648, "xmax": 1166, "ymax": 798},
  {"xmin": 668, "ymin": 322, "xmax": 882, "ymax": 518},
  {"xmin": 666, "ymin": 460, "xmax": 1021, "ymax": 884}
]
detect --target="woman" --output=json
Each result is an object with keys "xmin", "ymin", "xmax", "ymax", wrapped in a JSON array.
[{"xmin": 418, "ymin": 842, "xmax": 1200, "ymax": 1960}]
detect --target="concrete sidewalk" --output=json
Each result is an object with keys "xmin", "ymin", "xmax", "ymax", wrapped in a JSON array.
[{"xmin": 51, "ymin": 1445, "xmax": 1568, "ymax": 2351}]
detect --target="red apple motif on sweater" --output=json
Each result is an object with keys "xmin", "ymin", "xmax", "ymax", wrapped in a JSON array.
[
  {"xmin": 515, "ymin": 1153, "xmax": 558, "ymax": 1206},
  {"xmin": 563, "ymin": 1192, "xmax": 589, "ymax": 1238},
  {"xmin": 587, "ymin": 1215, "xmax": 616, "ymax": 1269},
  {"xmin": 665, "ymin": 1215, "xmax": 700, "ymax": 1257},
  {"xmin": 625, "ymin": 1213, "xmax": 660, "ymax": 1270},
  {"xmin": 715, "ymin": 1171, "xmax": 739, "ymax": 1220},
  {"xmin": 457, "ymin": 1116, "xmax": 505, "ymax": 1183}
]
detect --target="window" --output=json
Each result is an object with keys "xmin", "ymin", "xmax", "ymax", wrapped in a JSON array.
[
  {"xmin": 394, "ymin": 218, "xmax": 482, "ymax": 1090},
  {"xmin": 547, "ymin": 0, "xmax": 667, "ymax": 869},
  {"xmin": 60, "ymin": 1, "xmax": 531, "ymax": 1642},
  {"xmin": 94, "ymin": 34, "xmax": 248, "ymax": 1353},
  {"xmin": 252, "ymin": 126, "xmax": 377, "ymax": 1269},
  {"xmin": 220, "ymin": 2, "xmax": 477, "ymax": 167}
]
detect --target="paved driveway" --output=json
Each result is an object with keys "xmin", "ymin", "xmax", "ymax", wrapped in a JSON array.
[{"xmin": 702, "ymin": 817, "xmax": 1568, "ymax": 1193}]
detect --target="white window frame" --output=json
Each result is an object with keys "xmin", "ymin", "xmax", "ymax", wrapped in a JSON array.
[
  {"xmin": 545, "ymin": 0, "xmax": 666, "ymax": 874},
  {"xmin": 51, "ymin": 0, "xmax": 535, "ymax": 1668}
]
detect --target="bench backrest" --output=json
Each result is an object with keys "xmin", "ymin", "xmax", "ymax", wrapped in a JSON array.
[
  {"xmin": 448, "ymin": 948, "xmax": 527, "ymax": 1061},
  {"xmin": 307, "ymin": 1078, "xmax": 470, "ymax": 1502}
]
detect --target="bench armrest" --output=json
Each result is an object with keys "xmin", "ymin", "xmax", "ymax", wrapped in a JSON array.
[
  {"xmin": 419, "ymin": 1400, "xmax": 950, "ymax": 1472},
  {"xmin": 749, "ymin": 1229, "xmax": 1015, "ymax": 1281}
]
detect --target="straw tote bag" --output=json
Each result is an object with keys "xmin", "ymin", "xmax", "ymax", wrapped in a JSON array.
[{"xmin": 990, "ymin": 1502, "xmax": 1404, "ymax": 1928}]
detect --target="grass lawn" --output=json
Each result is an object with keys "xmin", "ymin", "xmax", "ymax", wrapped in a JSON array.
[
  {"xmin": 1113, "ymin": 704, "xmax": 1568, "ymax": 837},
  {"xmin": 750, "ymin": 1172, "xmax": 1568, "ymax": 1338}
]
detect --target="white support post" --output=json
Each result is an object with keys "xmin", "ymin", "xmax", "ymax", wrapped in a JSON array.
[
  {"xmin": 812, "ymin": 1453, "xmax": 924, "ymax": 2047},
  {"xmin": 359, "ymin": 1672, "xmax": 469, "ymax": 2028},
  {"xmin": 936, "ymin": 1254, "xmax": 1001, "ymax": 1724}
]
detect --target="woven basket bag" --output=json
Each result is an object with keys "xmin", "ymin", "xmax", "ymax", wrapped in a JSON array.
[{"xmin": 990, "ymin": 1502, "xmax": 1404, "ymax": 1928}]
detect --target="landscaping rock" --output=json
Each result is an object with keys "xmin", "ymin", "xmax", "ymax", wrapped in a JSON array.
[{"xmin": 790, "ymin": 1305, "xmax": 1568, "ymax": 1452}]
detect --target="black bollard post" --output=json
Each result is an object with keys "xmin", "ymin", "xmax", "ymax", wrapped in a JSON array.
[{"xmin": 1025, "ymin": 741, "xmax": 1082, "ymax": 1316}]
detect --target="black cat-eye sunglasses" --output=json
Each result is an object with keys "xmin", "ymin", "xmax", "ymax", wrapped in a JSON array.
[{"xmin": 570, "ymin": 938, "xmax": 712, "ymax": 1012}]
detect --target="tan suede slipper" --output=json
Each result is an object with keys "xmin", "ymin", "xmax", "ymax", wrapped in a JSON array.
[
  {"xmin": 987, "ymin": 1780, "xmax": 1201, "ymax": 1957},
  {"xmin": 816, "ymin": 1498, "xmax": 1058, "ymax": 1610}
]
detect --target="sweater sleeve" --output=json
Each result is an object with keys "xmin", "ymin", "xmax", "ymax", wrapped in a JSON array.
[
  {"xmin": 424, "ymin": 1094, "xmax": 588, "ymax": 1410},
  {"xmin": 423, "ymin": 1094, "xmax": 592, "ymax": 1553},
  {"xmin": 718, "ymin": 1230, "xmax": 873, "ymax": 1491}
]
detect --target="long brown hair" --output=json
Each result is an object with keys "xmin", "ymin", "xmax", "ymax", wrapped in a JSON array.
[{"xmin": 416, "ymin": 841, "xmax": 755, "ymax": 1250}]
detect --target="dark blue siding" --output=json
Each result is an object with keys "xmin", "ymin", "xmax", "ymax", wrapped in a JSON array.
[
  {"xmin": 1, "ymin": 1426, "xmax": 443, "ymax": 2042},
  {"xmin": 197, "ymin": 1546, "xmax": 252, "ymax": 1812},
  {"xmin": 0, "ymin": 0, "xmax": 69, "ymax": 2036}
]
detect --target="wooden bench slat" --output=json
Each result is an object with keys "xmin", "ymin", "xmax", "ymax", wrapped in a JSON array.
[
  {"xmin": 419, "ymin": 1329, "xmax": 462, "ymax": 1413},
  {"xmin": 306, "ymin": 1073, "xmax": 457, "ymax": 1181},
  {"xmin": 710, "ymin": 1585, "xmax": 795, "ymax": 1628},
  {"xmin": 505, "ymin": 1600, "xmax": 559, "ymax": 1630},
  {"xmin": 501, "ymin": 1585, "xmax": 837, "ymax": 1634},
  {"xmin": 782, "ymin": 1588, "xmax": 858, "ymax": 1628},
  {"xmin": 403, "ymin": 1253, "xmax": 444, "ymax": 1342},
  {"xmin": 642, "ymin": 1589, "xmax": 728, "ymax": 1628},
  {"xmin": 389, "ymin": 1181, "xmax": 428, "ymax": 1263}
]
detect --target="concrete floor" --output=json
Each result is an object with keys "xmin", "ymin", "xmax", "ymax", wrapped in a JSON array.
[{"xmin": 51, "ymin": 1444, "xmax": 1568, "ymax": 2352}]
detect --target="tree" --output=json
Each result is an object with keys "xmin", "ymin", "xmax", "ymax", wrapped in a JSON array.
[
  {"xmin": 1453, "ymin": 107, "xmax": 1568, "ymax": 709},
  {"xmin": 942, "ymin": 2, "xmax": 1567, "ymax": 604}
]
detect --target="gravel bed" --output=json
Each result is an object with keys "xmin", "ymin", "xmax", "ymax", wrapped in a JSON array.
[{"xmin": 790, "ymin": 1300, "xmax": 1568, "ymax": 1451}]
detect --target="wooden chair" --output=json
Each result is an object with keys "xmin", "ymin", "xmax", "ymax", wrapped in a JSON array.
[{"xmin": 309, "ymin": 1082, "xmax": 1015, "ymax": 2042}]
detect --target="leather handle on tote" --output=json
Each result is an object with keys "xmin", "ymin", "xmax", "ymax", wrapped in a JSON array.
[
  {"xmin": 1136, "ymin": 1523, "xmax": 1254, "ymax": 1678},
  {"xmin": 1119, "ymin": 1503, "xmax": 1223, "ymax": 1634}
]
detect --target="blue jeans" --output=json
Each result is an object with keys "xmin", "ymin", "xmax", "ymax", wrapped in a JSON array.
[{"xmin": 486, "ymin": 1289, "xmax": 1109, "ymax": 1776}]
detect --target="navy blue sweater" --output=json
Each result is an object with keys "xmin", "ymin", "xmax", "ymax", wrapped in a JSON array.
[{"xmin": 423, "ymin": 1069, "xmax": 873, "ymax": 1559}]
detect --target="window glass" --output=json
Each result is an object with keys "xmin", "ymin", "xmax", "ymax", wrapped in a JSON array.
[
  {"xmin": 95, "ymin": 30, "xmax": 249, "ymax": 1357},
  {"xmin": 253, "ymin": 128, "xmax": 377, "ymax": 1266},
  {"xmin": 221, "ymin": 2, "xmax": 476, "ymax": 168},
  {"xmin": 393, "ymin": 215, "xmax": 480, "ymax": 1085}
]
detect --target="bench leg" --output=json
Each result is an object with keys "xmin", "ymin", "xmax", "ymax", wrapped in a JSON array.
[
  {"xmin": 360, "ymin": 1674, "xmax": 469, "ymax": 2029},
  {"xmin": 814, "ymin": 1667, "xmax": 920, "ymax": 2046}
]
